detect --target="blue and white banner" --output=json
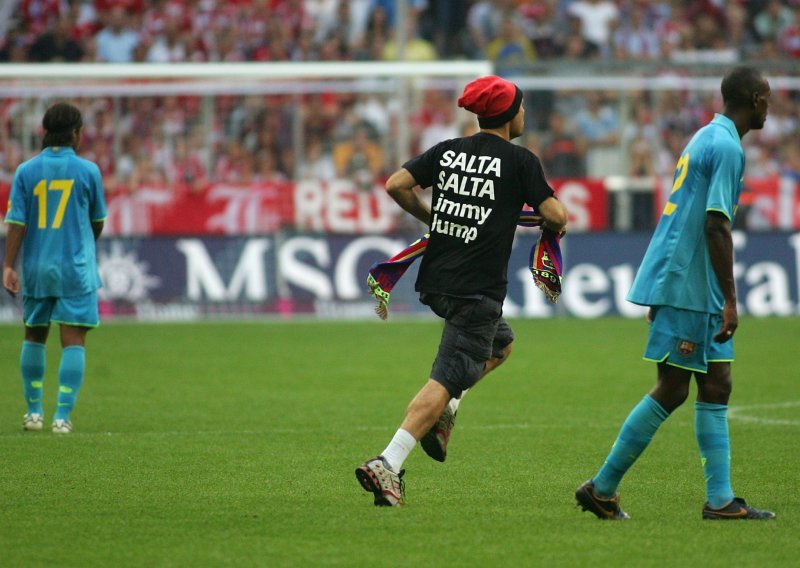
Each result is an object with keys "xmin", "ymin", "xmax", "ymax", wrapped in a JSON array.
[{"xmin": 1, "ymin": 231, "xmax": 798, "ymax": 321}]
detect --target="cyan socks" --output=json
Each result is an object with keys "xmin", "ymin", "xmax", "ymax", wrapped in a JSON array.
[
  {"xmin": 593, "ymin": 394, "xmax": 670, "ymax": 497},
  {"xmin": 21, "ymin": 341, "xmax": 46, "ymax": 415},
  {"xmin": 695, "ymin": 401, "xmax": 734, "ymax": 509},
  {"xmin": 381, "ymin": 428, "xmax": 416, "ymax": 472},
  {"xmin": 54, "ymin": 346, "xmax": 86, "ymax": 422}
]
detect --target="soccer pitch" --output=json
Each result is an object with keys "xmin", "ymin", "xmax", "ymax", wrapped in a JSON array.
[{"xmin": 1, "ymin": 317, "xmax": 798, "ymax": 567}]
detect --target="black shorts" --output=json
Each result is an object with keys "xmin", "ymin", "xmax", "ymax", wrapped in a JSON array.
[{"xmin": 420, "ymin": 293, "xmax": 515, "ymax": 398}]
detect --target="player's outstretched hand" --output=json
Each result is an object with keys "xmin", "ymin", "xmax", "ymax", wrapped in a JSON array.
[
  {"xmin": 713, "ymin": 302, "xmax": 738, "ymax": 343},
  {"xmin": 3, "ymin": 266, "xmax": 19, "ymax": 297}
]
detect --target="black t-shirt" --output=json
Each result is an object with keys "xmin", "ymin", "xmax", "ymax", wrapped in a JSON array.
[{"xmin": 403, "ymin": 132, "xmax": 555, "ymax": 302}]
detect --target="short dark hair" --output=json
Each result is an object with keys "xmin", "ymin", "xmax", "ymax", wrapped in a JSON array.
[
  {"xmin": 42, "ymin": 102, "xmax": 83, "ymax": 149},
  {"xmin": 721, "ymin": 67, "xmax": 765, "ymax": 110}
]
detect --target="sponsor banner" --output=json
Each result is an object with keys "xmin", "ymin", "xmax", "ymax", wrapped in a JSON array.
[
  {"xmin": 550, "ymin": 178, "xmax": 608, "ymax": 231},
  {"xmin": 103, "ymin": 180, "xmax": 400, "ymax": 236},
  {"xmin": 1, "ymin": 232, "xmax": 799, "ymax": 321},
  {"xmin": 3, "ymin": 177, "xmax": 799, "ymax": 234}
]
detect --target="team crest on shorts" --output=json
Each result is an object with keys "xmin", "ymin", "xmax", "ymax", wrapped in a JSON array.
[{"xmin": 677, "ymin": 340, "xmax": 696, "ymax": 356}]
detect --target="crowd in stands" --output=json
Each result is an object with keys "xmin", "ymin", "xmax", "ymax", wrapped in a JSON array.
[
  {"xmin": 1, "ymin": 0, "xmax": 800, "ymax": 200},
  {"xmin": 4, "ymin": 1, "xmax": 800, "ymax": 64}
]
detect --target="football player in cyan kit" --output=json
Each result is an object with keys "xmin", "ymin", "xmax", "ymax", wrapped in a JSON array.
[
  {"xmin": 4, "ymin": 102, "xmax": 107, "ymax": 434},
  {"xmin": 576, "ymin": 67, "xmax": 776, "ymax": 521}
]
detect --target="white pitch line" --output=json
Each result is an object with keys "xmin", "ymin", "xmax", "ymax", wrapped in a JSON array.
[{"xmin": 728, "ymin": 400, "xmax": 800, "ymax": 427}]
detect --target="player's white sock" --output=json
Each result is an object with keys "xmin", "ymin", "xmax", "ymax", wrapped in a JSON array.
[
  {"xmin": 381, "ymin": 428, "xmax": 416, "ymax": 472},
  {"xmin": 449, "ymin": 389, "xmax": 469, "ymax": 412}
]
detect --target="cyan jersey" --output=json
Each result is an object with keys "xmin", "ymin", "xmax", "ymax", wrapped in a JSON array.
[
  {"xmin": 5, "ymin": 147, "xmax": 107, "ymax": 298},
  {"xmin": 627, "ymin": 114, "xmax": 744, "ymax": 314}
]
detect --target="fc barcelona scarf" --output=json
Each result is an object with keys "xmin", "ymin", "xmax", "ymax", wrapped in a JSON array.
[{"xmin": 367, "ymin": 211, "xmax": 563, "ymax": 320}]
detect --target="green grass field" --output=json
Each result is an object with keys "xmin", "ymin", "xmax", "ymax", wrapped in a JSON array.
[{"xmin": 1, "ymin": 317, "xmax": 798, "ymax": 567}]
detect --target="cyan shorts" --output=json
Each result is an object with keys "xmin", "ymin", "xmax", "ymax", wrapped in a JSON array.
[
  {"xmin": 644, "ymin": 305, "xmax": 733, "ymax": 373},
  {"xmin": 23, "ymin": 291, "xmax": 100, "ymax": 328},
  {"xmin": 421, "ymin": 293, "xmax": 514, "ymax": 398}
]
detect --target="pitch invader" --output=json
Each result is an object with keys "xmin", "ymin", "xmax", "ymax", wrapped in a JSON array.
[
  {"xmin": 576, "ymin": 67, "xmax": 775, "ymax": 521},
  {"xmin": 356, "ymin": 76, "xmax": 568, "ymax": 506},
  {"xmin": 3, "ymin": 102, "xmax": 107, "ymax": 434}
]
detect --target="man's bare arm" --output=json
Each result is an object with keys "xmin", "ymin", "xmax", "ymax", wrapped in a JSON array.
[
  {"xmin": 385, "ymin": 168, "xmax": 431, "ymax": 225},
  {"xmin": 537, "ymin": 196, "xmax": 568, "ymax": 234},
  {"xmin": 706, "ymin": 211, "xmax": 737, "ymax": 342},
  {"xmin": 3, "ymin": 223, "xmax": 25, "ymax": 297}
]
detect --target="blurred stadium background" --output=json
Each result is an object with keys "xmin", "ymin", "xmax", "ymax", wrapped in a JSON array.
[
  {"xmin": 1, "ymin": 0, "xmax": 799, "ymax": 321},
  {"xmin": 1, "ymin": 4, "xmax": 799, "ymax": 565}
]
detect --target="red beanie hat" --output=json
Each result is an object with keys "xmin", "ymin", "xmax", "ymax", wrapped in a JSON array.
[{"xmin": 457, "ymin": 75, "xmax": 523, "ymax": 129}]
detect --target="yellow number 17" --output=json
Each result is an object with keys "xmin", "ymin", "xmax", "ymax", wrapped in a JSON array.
[
  {"xmin": 33, "ymin": 179, "xmax": 74, "ymax": 229},
  {"xmin": 663, "ymin": 153, "xmax": 689, "ymax": 216}
]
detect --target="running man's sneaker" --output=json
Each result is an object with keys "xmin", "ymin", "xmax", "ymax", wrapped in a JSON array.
[
  {"xmin": 575, "ymin": 479, "xmax": 630, "ymax": 520},
  {"xmin": 420, "ymin": 404, "xmax": 457, "ymax": 462},
  {"xmin": 702, "ymin": 497, "xmax": 776, "ymax": 520},
  {"xmin": 355, "ymin": 456, "xmax": 405, "ymax": 507},
  {"xmin": 23, "ymin": 413, "xmax": 43, "ymax": 432},
  {"xmin": 52, "ymin": 419, "xmax": 73, "ymax": 434}
]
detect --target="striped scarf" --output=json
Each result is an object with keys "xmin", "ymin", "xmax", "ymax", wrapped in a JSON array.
[{"xmin": 367, "ymin": 211, "xmax": 563, "ymax": 320}]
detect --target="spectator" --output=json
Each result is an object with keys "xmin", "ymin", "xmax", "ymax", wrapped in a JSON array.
[
  {"xmin": 418, "ymin": 99, "xmax": 460, "ymax": 153},
  {"xmin": 172, "ymin": 135, "xmax": 209, "ymax": 193},
  {"xmin": 130, "ymin": 154, "xmax": 168, "ymax": 189},
  {"xmin": 726, "ymin": 2, "xmax": 754, "ymax": 56},
  {"xmin": 303, "ymin": 93, "xmax": 339, "ymax": 141},
  {"xmin": 353, "ymin": 93, "xmax": 390, "ymax": 136},
  {"xmin": 613, "ymin": 4, "xmax": 660, "ymax": 60},
  {"xmin": 465, "ymin": 0, "xmax": 508, "ymax": 58},
  {"xmin": 539, "ymin": 112, "xmax": 587, "ymax": 178},
  {"xmin": 361, "ymin": 3, "xmax": 390, "ymax": 48},
  {"xmin": 381, "ymin": 9, "xmax": 436, "ymax": 61},
  {"xmin": 367, "ymin": 0, "xmax": 427, "ymax": 29},
  {"xmin": 622, "ymin": 98, "xmax": 659, "ymax": 148},
  {"xmin": 95, "ymin": 5, "xmax": 139, "ymax": 62},
  {"xmin": 753, "ymin": 0, "xmax": 794, "ymax": 43},
  {"xmin": 297, "ymin": 136, "xmax": 336, "ymax": 181},
  {"xmin": 115, "ymin": 135, "xmax": 141, "ymax": 189},
  {"xmin": 744, "ymin": 144, "xmax": 780, "ymax": 178},
  {"xmin": 777, "ymin": 8, "xmax": 800, "ymax": 57},
  {"xmin": 779, "ymin": 135, "xmax": 800, "ymax": 180},
  {"xmin": 655, "ymin": 127, "xmax": 688, "ymax": 178},
  {"xmin": 306, "ymin": 0, "xmax": 340, "ymax": 43},
  {"xmin": 291, "ymin": 28, "xmax": 318, "ymax": 60},
  {"xmin": 429, "ymin": 0, "xmax": 467, "ymax": 58},
  {"xmin": 567, "ymin": 0, "xmax": 619, "ymax": 56},
  {"xmin": 574, "ymin": 92, "xmax": 619, "ymax": 147},
  {"xmin": 19, "ymin": 0, "xmax": 65, "ymax": 37},
  {"xmin": 161, "ymin": 96, "xmax": 190, "ymax": 138},
  {"xmin": 332, "ymin": 123, "xmax": 384, "ymax": 187},
  {"xmin": 0, "ymin": 132, "xmax": 23, "ymax": 184},
  {"xmin": 627, "ymin": 136, "xmax": 655, "ymax": 177},
  {"xmin": 145, "ymin": 16, "xmax": 187, "ymax": 62},
  {"xmin": 0, "ymin": 25, "xmax": 29, "ymax": 62},
  {"xmin": 519, "ymin": 0, "xmax": 559, "ymax": 59},
  {"xmin": 486, "ymin": 14, "xmax": 536, "ymax": 68},
  {"xmin": 558, "ymin": 12, "xmax": 600, "ymax": 59},
  {"xmin": 215, "ymin": 140, "xmax": 250, "ymax": 183},
  {"xmin": 254, "ymin": 149, "xmax": 288, "ymax": 183},
  {"xmin": 345, "ymin": 0, "xmax": 374, "ymax": 48},
  {"xmin": 28, "ymin": 17, "xmax": 85, "ymax": 62}
]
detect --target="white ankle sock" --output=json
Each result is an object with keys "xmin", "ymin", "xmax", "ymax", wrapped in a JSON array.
[
  {"xmin": 381, "ymin": 428, "xmax": 416, "ymax": 472},
  {"xmin": 450, "ymin": 389, "xmax": 469, "ymax": 412}
]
